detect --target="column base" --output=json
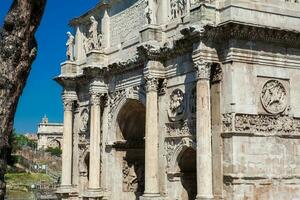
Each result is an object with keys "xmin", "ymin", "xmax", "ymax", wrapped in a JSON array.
[
  {"xmin": 195, "ymin": 195, "xmax": 214, "ymax": 200},
  {"xmin": 56, "ymin": 185, "xmax": 78, "ymax": 199},
  {"xmin": 82, "ymin": 188, "xmax": 106, "ymax": 199},
  {"xmin": 140, "ymin": 193, "xmax": 164, "ymax": 200}
]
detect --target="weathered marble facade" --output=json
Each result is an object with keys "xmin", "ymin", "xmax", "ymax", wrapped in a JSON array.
[
  {"xmin": 37, "ymin": 116, "xmax": 63, "ymax": 150},
  {"xmin": 55, "ymin": 0, "xmax": 300, "ymax": 199}
]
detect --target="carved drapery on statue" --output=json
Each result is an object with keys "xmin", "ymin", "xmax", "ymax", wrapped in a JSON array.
[
  {"xmin": 170, "ymin": 0, "xmax": 188, "ymax": 19},
  {"xmin": 144, "ymin": 0, "xmax": 152, "ymax": 24},
  {"xmin": 66, "ymin": 32, "xmax": 75, "ymax": 61},
  {"xmin": 84, "ymin": 16, "xmax": 103, "ymax": 53}
]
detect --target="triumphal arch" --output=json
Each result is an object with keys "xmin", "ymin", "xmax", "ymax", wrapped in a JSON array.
[{"xmin": 55, "ymin": 0, "xmax": 300, "ymax": 199}]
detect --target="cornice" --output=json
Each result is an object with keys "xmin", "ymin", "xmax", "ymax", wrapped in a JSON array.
[{"xmin": 204, "ymin": 22, "xmax": 300, "ymax": 48}]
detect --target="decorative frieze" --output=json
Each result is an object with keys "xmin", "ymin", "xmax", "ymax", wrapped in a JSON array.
[
  {"xmin": 204, "ymin": 23, "xmax": 300, "ymax": 48},
  {"xmin": 165, "ymin": 120, "xmax": 195, "ymax": 137},
  {"xmin": 168, "ymin": 89, "xmax": 185, "ymax": 122},
  {"xmin": 260, "ymin": 80, "xmax": 288, "ymax": 114},
  {"xmin": 222, "ymin": 113, "xmax": 300, "ymax": 136}
]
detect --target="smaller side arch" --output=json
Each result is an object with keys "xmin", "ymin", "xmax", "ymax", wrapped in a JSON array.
[{"xmin": 169, "ymin": 138, "xmax": 196, "ymax": 174}]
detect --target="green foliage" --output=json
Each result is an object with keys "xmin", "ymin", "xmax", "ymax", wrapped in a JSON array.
[
  {"xmin": 11, "ymin": 131, "xmax": 37, "ymax": 152},
  {"xmin": 5, "ymin": 172, "xmax": 53, "ymax": 186},
  {"xmin": 45, "ymin": 147, "xmax": 62, "ymax": 157}
]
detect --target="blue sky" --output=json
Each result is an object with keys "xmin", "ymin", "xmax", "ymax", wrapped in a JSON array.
[{"xmin": 0, "ymin": 0, "xmax": 100, "ymax": 133}]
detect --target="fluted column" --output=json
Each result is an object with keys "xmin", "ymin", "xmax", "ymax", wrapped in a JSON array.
[
  {"xmin": 61, "ymin": 98, "xmax": 74, "ymax": 187},
  {"xmin": 194, "ymin": 61, "xmax": 214, "ymax": 200},
  {"xmin": 89, "ymin": 92, "xmax": 101, "ymax": 190},
  {"xmin": 142, "ymin": 76, "xmax": 161, "ymax": 199}
]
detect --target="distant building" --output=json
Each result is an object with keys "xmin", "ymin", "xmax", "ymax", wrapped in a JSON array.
[
  {"xmin": 24, "ymin": 133, "xmax": 38, "ymax": 142},
  {"xmin": 37, "ymin": 115, "xmax": 63, "ymax": 150}
]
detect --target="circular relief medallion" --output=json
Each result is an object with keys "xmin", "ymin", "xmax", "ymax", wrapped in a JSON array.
[{"xmin": 261, "ymin": 80, "xmax": 287, "ymax": 114}]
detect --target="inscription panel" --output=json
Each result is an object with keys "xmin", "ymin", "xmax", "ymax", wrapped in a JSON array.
[{"xmin": 110, "ymin": 0, "xmax": 146, "ymax": 47}]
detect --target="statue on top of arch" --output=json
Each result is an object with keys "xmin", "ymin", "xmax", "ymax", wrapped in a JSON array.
[
  {"xmin": 170, "ymin": 0, "xmax": 187, "ymax": 19},
  {"xmin": 84, "ymin": 16, "xmax": 103, "ymax": 53}
]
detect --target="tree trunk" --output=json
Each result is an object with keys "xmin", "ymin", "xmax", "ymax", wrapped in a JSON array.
[{"xmin": 0, "ymin": 0, "xmax": 46, "ymax": 198}]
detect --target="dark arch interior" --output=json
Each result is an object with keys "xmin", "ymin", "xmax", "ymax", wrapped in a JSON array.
[
  {"xmin": 179, "ymin": 148, "xmax": 197, "ymax": 200},
  {"xmin": 117, "ymin": 100, "xmax": 145, "ymax": 142},
  {"xmin": 84, "ymin": 153, "xmax": 90, "ymax": 180},
  {"xmin": 117, "ymin": 100, "xmax": 145, "ymax": 198}
]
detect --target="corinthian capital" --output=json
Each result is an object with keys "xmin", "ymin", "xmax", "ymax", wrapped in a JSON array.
[
  {"xmin": 194, "ymin": 60, "xmax": 212, "ymax": 80},
  {"xmin": 145, "ymin": 76, "xmax": 159, "ymax": 92},
  {"xmin": 90, "ymin": 92, "xmax": 102, "ymax": 106},
  {"xmin": 63, "ymin": 99, "xmax": 74, "ymax": 111}
]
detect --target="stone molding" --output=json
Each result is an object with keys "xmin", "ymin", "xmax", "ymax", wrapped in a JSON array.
[
  {"xmin": 222, "ymin": 113, "xmax": 300, "ymax": 138},
  {"xmin": 205, "ymin": 23, "xmax": 300, "ymax": 48}
]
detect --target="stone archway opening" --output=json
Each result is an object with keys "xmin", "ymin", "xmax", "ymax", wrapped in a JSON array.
[
  {"xmin": 49, "ymin": 139, "xmax": 61, "ymax": 149},
  {"xmin": 116, "ymin": 99, "xmax": 145, "ymax": 199},
  {"xmin": 178, "ymin": 147, "xmax": 197, "ymax": 200}
]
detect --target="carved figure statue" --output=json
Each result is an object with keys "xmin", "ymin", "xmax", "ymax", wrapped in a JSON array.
[
  {"xmin": 170, "ymin": 0, "xmax": 187, "ymax": 19},
  {"xmin": 145, "ymin": 0, "xmax": 152, "ymax": 24},
  {"xmin": 66, "ymin": 31, "xmax": 75, "ymax": 61},
  {"xmin": 80, "ymin": 109, "xmax": 89, "ymax": 133},
  {"xmin": 84, "ymin": 16, "xmax": 103, "ymax": 53},
  {"xmin": 168, "ymin": 89, "xmax": 185, "ymax": 121}
]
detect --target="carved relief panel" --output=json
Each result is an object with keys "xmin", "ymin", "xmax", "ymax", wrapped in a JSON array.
[
  {"xmin": 168, "ymin": 89, "xmax": 185, "ymax": 121},
  {"xmin": 122, "ymin": 159, "xmax": 144, "ymax": 193},
  {"xmin": 258, "ymin": 78, "xmax": 290, "ymax": 115},
  {"xmin": 169, "ymin": 0, "xmax": 188, "ymax": 20},
  {"xmin": 79, "ymin": 108, "xmax": 90, "ymax": 144}
]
